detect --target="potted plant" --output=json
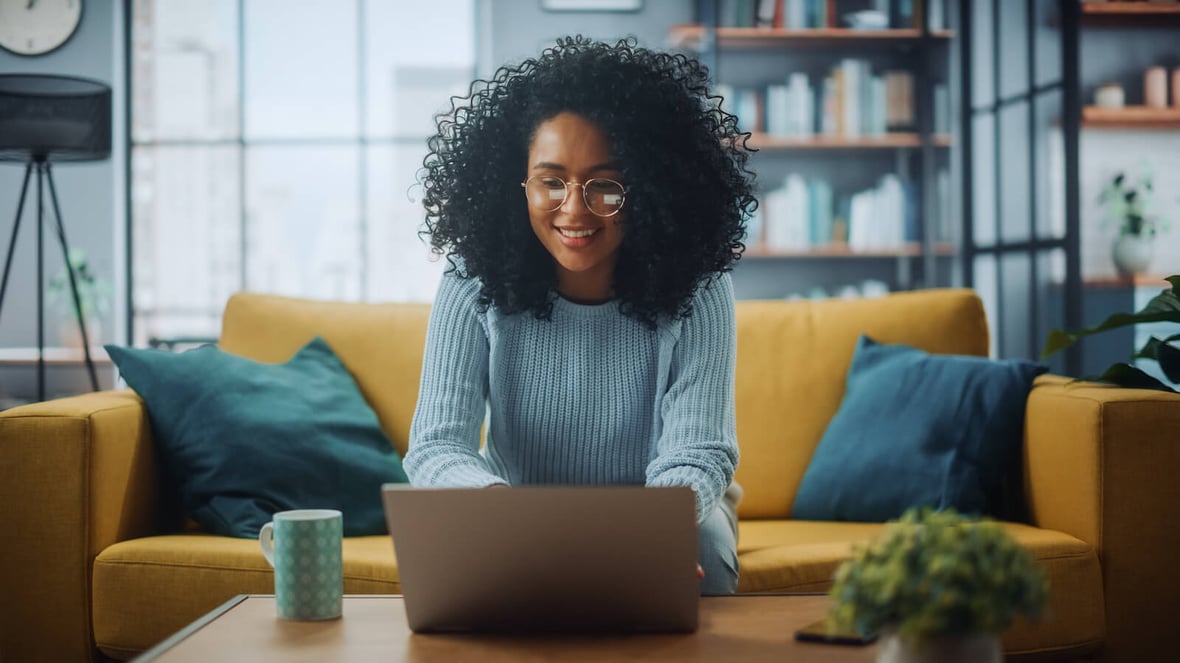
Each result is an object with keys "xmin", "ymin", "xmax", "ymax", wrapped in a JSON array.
[
  {"xmin": 1100, "ymin": 167, "xmax": 1169, "ymax": 276},
  {"xmin": 827, "ymin": 507, "xmax": 1049, "ymax": 663},
  {"xmin": 47, "ymin": 249, "xmax": 110, "ymax": 348},
  {"xmin": 1042, "ymin": 274, "xmax": 1179, "ymax": 392}
]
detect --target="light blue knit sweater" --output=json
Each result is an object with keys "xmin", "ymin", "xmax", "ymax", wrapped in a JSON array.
[{"xmin": 404, "ymin": 271, "xmax": 739, "ymax": 524}]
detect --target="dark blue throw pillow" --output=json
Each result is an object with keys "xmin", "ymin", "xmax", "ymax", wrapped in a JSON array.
[
  {"xmin": 791, "ymin": 335, "xmax": 1047, "ymax": 523},
  {"xmin": 105, "ymin": 337, "xmax": 408, "ymax": 538}
]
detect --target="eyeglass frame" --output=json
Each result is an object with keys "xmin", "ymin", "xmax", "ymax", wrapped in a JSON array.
[{"xmin": 519, "ymin": 175, "xmax": 628, "ymax": 218}]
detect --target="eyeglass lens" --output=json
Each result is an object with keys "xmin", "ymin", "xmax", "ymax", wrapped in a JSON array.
[{"xmin": 525, "ymin": 177, "xmax": 624, "ymax": 216}]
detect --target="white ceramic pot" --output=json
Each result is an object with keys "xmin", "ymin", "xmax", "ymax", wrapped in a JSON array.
[
  {"xmin": 876, "ymin": 630, "xmax": 1001, "ymax": 663},
  {"xmin": 1112, "ymin": 234, "xmax": 1153, "ymax": 276}
]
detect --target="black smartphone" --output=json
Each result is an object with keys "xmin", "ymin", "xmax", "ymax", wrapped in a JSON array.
[{"xmin": 793, "ymin": 617, "xmax": 877, "ymax": 646}]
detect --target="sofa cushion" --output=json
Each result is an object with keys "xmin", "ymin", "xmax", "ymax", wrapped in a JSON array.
[
  {"xmin": 736, "ymin": 520, "xmax": 1104, "ymax": 659},
  {"xmin": 732, "ymin": 289, "xmax": 989, "ymax": 520},
  {"xmin": 105, "ymin": 337, "xmax": 409, "ymax": 538},
  {"xmin": 791, "ymin": 336, "xmax": 1046, "ymax": 522},
  {"xmin": 218, "ymin": 293, "xmax": 433, "ymax": 458},
  {"xmin": 92, "ymin": 534, "xmax": 399, "ymax": 659}
]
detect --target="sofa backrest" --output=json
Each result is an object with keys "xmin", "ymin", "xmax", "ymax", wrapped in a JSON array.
[{"xmin": 220, "ymin": 287, "xmax": 988, "ymax": 520}]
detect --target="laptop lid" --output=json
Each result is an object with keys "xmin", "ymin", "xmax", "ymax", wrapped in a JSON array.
[{"xmin": 381, "ymin": 485, "xmax": 700, "ymax": 633}]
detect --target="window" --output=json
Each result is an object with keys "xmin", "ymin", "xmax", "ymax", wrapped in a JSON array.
[{"xmin": 130, "ymin": 0, "xmax": 475, "ymax": 345}]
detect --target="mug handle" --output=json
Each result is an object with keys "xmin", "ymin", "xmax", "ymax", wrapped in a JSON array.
[{"xmin": 259, "ymin": 522, "xmax": 276, "ymax": 568}]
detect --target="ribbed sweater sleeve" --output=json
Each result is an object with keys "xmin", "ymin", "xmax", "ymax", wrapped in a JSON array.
[
  {"xmin": 403, "ymin": 273, "xmax": 504, "ymax": 487},
  {"xmin": 645, "ymin": 275, "xmax": 740, "ymax": 523}
]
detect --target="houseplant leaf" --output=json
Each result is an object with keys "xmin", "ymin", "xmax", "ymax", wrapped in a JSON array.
[
  {"xmin": 1156, "ymin": 336, "xmax": 1180, "ymax": 384},
  {"xmin": 1042, "ymin": 276, "xmax": 1180, "ymax": 359},
  {"xmin": 1092, "ymin": 363, "xmax": 1176, "ymax": 392}
]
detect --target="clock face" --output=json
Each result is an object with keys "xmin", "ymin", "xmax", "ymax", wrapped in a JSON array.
[{"xmin": 0, "ymin": 0, "xmax": 82, "ymax": 56}]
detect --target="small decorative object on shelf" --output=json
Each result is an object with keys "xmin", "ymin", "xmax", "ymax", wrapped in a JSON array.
[
  {"xmin": 47, "ymin": 249, "xmax": 110, "ymax": 348},
  {"xmin": 1172, "ymin": 67, "xmax": 1180, "ymax": 107},
  {"xmin": 1094, "ymin": 81, "xmax": 1125, "ymax": 109},
  {"xmin": 1144, "ymin": 66, "xmax": 1168, "ymax": 109},
  {"xmin": 1099, "ymin": 165, "xmax": 1169, "ymax": 276},
  {"xmin": 828, "ymin": 507, "xmax": 1049, "ymax": 663}
]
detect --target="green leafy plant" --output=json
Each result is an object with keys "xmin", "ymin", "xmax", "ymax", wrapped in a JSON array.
[
  {"xmin": 1041, "ymin": 275, "xmax": 1180, "ymax": 393},
  {"xmin": 828, "ymin": 507, "xmax": 1048, "ymax": 647},
  {"xmin": 1100, "ymin": 167, "xmax": 1168, "ymax": 238},
  {"xmin": 47, "ymin": 249, "xmax": 110, "ymax": 320}
]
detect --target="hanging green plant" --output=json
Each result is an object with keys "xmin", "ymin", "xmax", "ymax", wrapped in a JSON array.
[{"xmin": 1041, "ymin": 275, "xmax": 1180, "ymax": 392}]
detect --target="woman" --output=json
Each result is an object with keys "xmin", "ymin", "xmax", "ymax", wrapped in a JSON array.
[{"xmin": 405, "ymin": 36, "xmax": 756, "ymax": 594}]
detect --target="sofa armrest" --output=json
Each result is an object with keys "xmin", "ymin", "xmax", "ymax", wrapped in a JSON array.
[
  {"xmin": 0, "ymin": 390, "xmax": 163, "ymax": 662},
  {"xmin": 1024, "ymin": 374, "xmax": 1180, "ymax": 662}
]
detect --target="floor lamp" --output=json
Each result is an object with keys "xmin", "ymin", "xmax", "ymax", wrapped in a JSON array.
[{"xmin": 0, "ymin": 75, "xmax": 111, "ymax": 402}]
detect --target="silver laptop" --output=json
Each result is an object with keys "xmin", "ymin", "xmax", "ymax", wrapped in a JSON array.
[{"xmin": 381, "ymin": 485, "xmax": 700, "ymax": 633}]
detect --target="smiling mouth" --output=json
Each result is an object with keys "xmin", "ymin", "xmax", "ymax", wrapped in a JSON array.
[{"xmin": 557, "ymin": 227, "xmax": 599, "ymax": 238}]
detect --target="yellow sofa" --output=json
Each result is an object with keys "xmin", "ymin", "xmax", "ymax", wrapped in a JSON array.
[{"xmin": 2, "ymin": 288, "xmax": 1178, "ymax": 662}]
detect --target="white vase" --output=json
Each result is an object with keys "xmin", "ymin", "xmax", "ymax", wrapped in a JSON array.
[
  {"xmin": 876, "ymin": 630, "xmax": 1001, "ymax": 663},
  {"xmin": 1112, "ymin": 234, "xmax": 1153, "ymax": 276}
]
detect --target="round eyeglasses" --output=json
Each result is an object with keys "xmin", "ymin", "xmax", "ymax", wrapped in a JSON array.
[{"xmin": 520, "ymin": 176, "xmax": 627, "ymax": 217}]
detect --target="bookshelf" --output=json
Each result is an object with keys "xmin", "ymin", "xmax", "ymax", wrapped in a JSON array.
[
  {"xmin": 745, "ymin": 132, "xmax": 952, "ymax": 149},
  {"xmin": 744, "ymin": 241, "xmax": 958, "ymax": 258},
  {"xmin": 678, "ymin": 0, "xmax": 957, "ymax": 299},
  {"xmin": 667, "ymin": 25, "xmax": 954, "ymax": 48},
  {"xmin": 1081, "ymin": 106, "xmax": 1180, "ymax": 129},
  {"xmin": 1081, "ymin": 1, "xmax": 1180, "ymax": 20}
]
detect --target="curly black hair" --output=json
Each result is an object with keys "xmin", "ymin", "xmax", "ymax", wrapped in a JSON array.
[{"xmin": 420, "ymin": 35, "xmax": 756, "ymax": 328}]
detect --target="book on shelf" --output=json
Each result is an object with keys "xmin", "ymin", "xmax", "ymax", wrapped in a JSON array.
[
  {"xmin": 715, "ymin": 64, "xmax": 915, "ymax": 137},
  {"xmin": 754, "ymin": 173, "xmax": 932, "ymax": 252},
  {"xmin": 717, "ymin": 0, "xmax": 933, "ymax": 29}
]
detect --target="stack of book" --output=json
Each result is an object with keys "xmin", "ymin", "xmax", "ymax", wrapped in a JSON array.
[{"xmin": 716, "ymin": 63, "xmax": 915, "ymax": 137}]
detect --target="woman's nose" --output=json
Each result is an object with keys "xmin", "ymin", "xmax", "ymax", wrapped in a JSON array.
[{"xmin": 560, "ymin": 181, "xmax": 590, "ymax": 213}]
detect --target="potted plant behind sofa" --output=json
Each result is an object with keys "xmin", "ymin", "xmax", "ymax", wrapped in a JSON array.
[
  {"xmin": 827, "ymin": 507, "xmax": 1048, "ymax": 663},
  {"xmin": 1101, "ymin": 166, "xmax": 1170, "ymax": 277},
  {"xmin": 47, "ymin": 248, "xmax": 110, "ymax": 348},
  {"xmin": 1042, "ymin": 274, "xmax": 1180, "ymax": 392}
]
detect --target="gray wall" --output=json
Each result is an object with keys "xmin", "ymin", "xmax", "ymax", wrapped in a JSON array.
[
  {"xmin": 480, "ymin": 0, "xmax": 694, "ymax": 77},
  {"xmin": 0, "ymin": 1, "xmax": 125, "ymax": 402}
]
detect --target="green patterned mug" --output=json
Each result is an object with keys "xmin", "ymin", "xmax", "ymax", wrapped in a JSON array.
[{"xmin": 259, "ymin": 509, "xmax": 343, "ymax": 620}]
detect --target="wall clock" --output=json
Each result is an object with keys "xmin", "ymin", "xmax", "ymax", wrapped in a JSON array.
[{"xmin": 0, "ymin": 0, "xmax": 83, "ymax": 56}]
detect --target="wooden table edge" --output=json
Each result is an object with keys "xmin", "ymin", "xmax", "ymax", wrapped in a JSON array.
[{"xmin": 129, "ymin": 592, "xmax": 832, "ymax": 662}]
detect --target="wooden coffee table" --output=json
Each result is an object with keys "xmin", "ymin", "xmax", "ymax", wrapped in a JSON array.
[{"xmin": 133, "ymin": 594, "xmax": 875, "ymax": 662}]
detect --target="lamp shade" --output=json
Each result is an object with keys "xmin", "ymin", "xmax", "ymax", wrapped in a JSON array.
[{"xmin": 0, "ymin": 74, "xmax": 111, "ymax": 162}]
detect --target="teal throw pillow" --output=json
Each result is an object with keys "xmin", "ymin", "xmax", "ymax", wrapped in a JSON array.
[
  {"xmin": 105, "ymin": 338, "xmax": 408, "ymax": 538},
  {"xmin": 791, "ymin": 335, "xmax": 1047, "ymax": 523}
]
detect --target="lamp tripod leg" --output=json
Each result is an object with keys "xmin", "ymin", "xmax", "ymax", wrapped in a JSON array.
[
  {"xmin": 0, "ymin": 162, "xmax": 34, "ymax": 329},
  {"xmin": 44, "ymin": 162, "xmax": 99, "ymax": 393}
]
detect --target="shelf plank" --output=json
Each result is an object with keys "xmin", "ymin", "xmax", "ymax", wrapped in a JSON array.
[
  {"xmin": 0, "ymin": 347, "xmax": 112, "ymax": 365},
  {"xmin": 1084, "ymin": 274, "xmax": 1178, "ymax": 288},
  {"xmin": 1082, "ymin": 105, "xmax": 1180, "ymax": 129},
  {"xmin": 668, "ymin": 25, "xmax": 953, "ymax": 49},
  {"xmin": 1081, "ymin": 2, "xmax": 1180, "ymax": 16},
  {"xmin": 744, "ymin": 243, "xmax": 958, "ymax": 259},
  {"xmin": 745, "ymin": 133, "xmax": 952, "ymax": 149},
  {"xmin": 1081, "ymin": 1, "xmax": 1180, "ymax": 26}
]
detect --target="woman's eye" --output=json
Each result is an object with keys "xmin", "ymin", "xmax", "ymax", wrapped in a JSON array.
[{"xmin": 538, "ymin": 177, "xmax": 565, "ymax": 189}]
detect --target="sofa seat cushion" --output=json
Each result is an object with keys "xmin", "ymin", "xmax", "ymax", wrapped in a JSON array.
[
  {"xmin": 736, "ymin": 520, "xmax": 1104, "ymax": 659},
  {"xmin": 92, "ymin": 534, "xmax": 399, "ymax": 659}
]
